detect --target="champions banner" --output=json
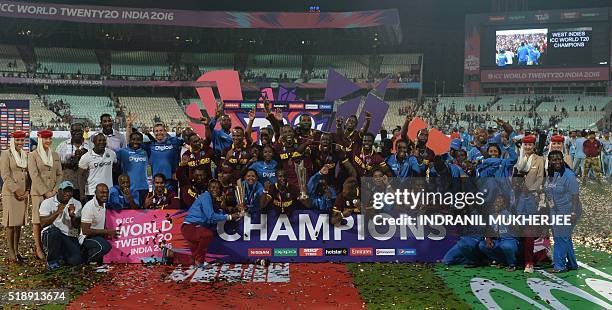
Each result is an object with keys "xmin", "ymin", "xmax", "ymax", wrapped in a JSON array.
[{"xmin": 104, "ymin": 210, "xmax": 455, "ymax": 263}]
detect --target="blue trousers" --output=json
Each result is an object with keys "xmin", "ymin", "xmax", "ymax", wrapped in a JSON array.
[
  {"xmin": 82, "ymin": 236, "xmax": 112, "ymax": 264},
  {"xmin": 604, "ymin": 155, "xmax": 612, "ymax": 177},
  {"xmin": 442, "ymin": 243, "xmax": 466, "ymax": 265},
  {"xmin": 573, "ymin": 157, "xmax": 585, "ymax": 177},
  {"xmin": 478, "ymin": 238, "xmax": 519, "ymax": 266},
  {"xmin": 458, "ymin": 236, "xmax": 483, "ymax": 265},
  {"xmin": 442, "ymin": 237, "xmax": 482, "ymax": 265},
  {"xmin": 516, "ymin": 192, "xmax": 538, "ymax": 215},
  {"xmin": 552, "ymin": 224, "xmax": 578, "ymax": 271},
  {"xmin": 42, "ymin": 226, "xmax": 83, "ymax": 266}
]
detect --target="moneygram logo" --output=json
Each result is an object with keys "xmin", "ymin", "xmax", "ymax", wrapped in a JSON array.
[
  {"xmin": 397, "ymin": 249, "xmax": 417, "ymax": 256},
  {"xmin": 274, "ymin": 248, "xmax": 297, "ymax": 257},
  {"xmin": 248, "ymin": 248, "xmax": 272, "ymax": 257},
  {"xmin": 375, "ymin": 249, "xmax": 395, "ymax": 256},
  {"xmin": 299, "ymin": 248, "xmax": 323, "ymax": 257},
  {"xmin": 324, "ymin": 248, "xmax": 348, "ymax": 256},
  {"xmin": 350, "ymin": 248, "xmax": 373, "ymax": 256}
]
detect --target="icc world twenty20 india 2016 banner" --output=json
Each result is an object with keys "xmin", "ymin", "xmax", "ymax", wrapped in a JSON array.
[{"xmin": 104, "ymin": 210, "xmax": 455, "ymax": 263}]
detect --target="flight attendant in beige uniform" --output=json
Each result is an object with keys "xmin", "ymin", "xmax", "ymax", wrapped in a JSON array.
[
  {"xmin": 514, "ymin": 135, "xmax": 545, "ymax": 273},
  {"xmin": 1, "ymin": 131, "xmax": 30, "ymax": 263},
  {"xmin": 28, "ymin": 130, "xmax": 63, "ymax": 260}
]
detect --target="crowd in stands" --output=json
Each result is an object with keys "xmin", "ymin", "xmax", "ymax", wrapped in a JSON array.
[
  {"xmin": 0, "ymin": 46, "xmax": 422, "ymax": 84},
  {"xmin": 395, "ymin": 94, "xmax": 610, "ymax": 132},
  {"xmin": 240, "ymin": 70, "xmax": 296, "ymax": 83}
]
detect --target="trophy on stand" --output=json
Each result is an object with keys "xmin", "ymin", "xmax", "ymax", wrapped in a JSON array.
[
  {"xmin": 295, "ymin": 160, "xmax": 309, "ymax": 200},
  {"xmin": 235, "ymin": 180, "xmax": 246, "ymax": 216}
]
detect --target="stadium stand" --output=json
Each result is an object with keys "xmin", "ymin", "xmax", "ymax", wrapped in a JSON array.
[
  {"xmin": 111, "ymin": 51, "xmax": 171, "ymax": 77},
  {"xmin": 181, "ymin": 53, "xmax": 235, "ymax": 73},
  {"xmin": 45, "ymin": 94, "xmax": 115, "ymax": 124},
  {"xmin": 536, "ymin": 95, "xmax": 610, "ymax": 113},
  {"xmin": 118, "ymin": 96, "xmax": 189, "ymax": 128},
  {"xmin": 557, "ymin": 114, "xmax": 603, "ymax": 130},
  {"xmin": 245, "ymin": 54, "xmax": 302, "ymax": 80},
  {"xmin": 379, "ymin": 54, "xmax": 420, "ymax": 75},
  {"xmin": 312, "ymin": 55, "xmax": 369, "ymax": 80},
  {"xmin": 435, "ymin": 96, "xmax": 495, "ymax": 112},
  {"xmin": 0, "ymin": 45, "xmax": 27, "ymax": 72},
  {"xmin": 383, "ymin": 100, "xmax": 408, "ymax": 129},
  {"xmin": 35, "ymin": 48, "xmax": 101, "ymax": 75}
]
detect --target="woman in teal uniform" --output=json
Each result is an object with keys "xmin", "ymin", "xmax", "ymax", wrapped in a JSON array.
[{"xmin": 544, "ymin": 150, "xmax": 581, "ymax": 272}]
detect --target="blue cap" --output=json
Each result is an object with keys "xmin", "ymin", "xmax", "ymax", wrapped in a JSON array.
[
  {"xmin": 450, "ymin": 138, "xmax": 461, "ymax": 150},
  {"xmin": 58, "ymin": 181, "xmax": 74, "ymax": 190}
]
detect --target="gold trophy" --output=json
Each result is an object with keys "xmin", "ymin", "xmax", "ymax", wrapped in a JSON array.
[
  {"xmin": 235, "ymin": 180, "xmax": 246, "ymax": 215},
  {"xmin": 295, "ymin": 160, "xmax": 309, "ymax": 200}
]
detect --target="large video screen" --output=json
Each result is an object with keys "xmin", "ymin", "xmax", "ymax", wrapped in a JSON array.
[{"xmin": 484, "ymin": 22, "xmax": 608, "ymax": 68}]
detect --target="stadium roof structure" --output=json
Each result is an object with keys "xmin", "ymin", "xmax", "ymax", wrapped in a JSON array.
[{"xmin": 0, "ymin": 1, "xmax": 402, "ymax": 53}]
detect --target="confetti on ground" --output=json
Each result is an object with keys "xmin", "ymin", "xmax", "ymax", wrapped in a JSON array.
[{"xmin": 0, "ymin": 181, "xmax": 610, "ymax": 308}]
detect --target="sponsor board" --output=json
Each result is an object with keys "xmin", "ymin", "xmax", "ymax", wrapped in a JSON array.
[
  {"xmin": 375, "ymin": 249, "xmax": 396, "ymax": 256},
  {"xmin": 288, "ymin": 103, "xmax": 304, "ymax": 109},
  {"xmin": 274, "ymin": 248, "xmax": 298, "ymax": 257},
  {"xmin": 325, "ymin": 248, "xmax": 348, "ymax": 256},
  {"xmin": 305, "ymin": 104, "xmax": 319, "ymax": 110},
  {"xmin": 299, "ymin": 248, "xmax": 323, "ymax": 257},
  {"xmin": 350, "ymin": 248, "xmax": 373, "ymax": 256},
  {"xmin": 488, "ymin": 16, "xmax": 505, "ymax": 22},
  {"xmin": 240, "ymin": 103, "xmax": 256, "ymax": 109},
  {"xmin": 398, "ymin": 249, "xmax": 417, "ymax": 255},
  {"xmin": 248, "ymin": 248, "xmax": 272, "ymax": 257},
  {"xmin": 105, "ymin": 210, "xmax": 454, "ymax": 263},
  {"xmin": 561, "ymin": 12, "xmax": 579, "ymax": 20}
]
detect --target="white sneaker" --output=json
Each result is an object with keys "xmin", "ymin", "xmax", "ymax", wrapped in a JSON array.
[
  {"xmin": 524, "ymin": 265, "xmax": 534, "ymax": 273},
  {"xmin": 95, "ymin": 264, "xmax": 111, "ymax": 273}
]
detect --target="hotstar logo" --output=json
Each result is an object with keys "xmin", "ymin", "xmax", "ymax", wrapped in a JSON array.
[{"xmin": 324, "ymin": 248, "xmax": 348, "ymax": 256}]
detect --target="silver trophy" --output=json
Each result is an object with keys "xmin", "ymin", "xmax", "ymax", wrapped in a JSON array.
[{"xmin": 295, "ymin": 160, "xmax": 309, "ymax": 199}]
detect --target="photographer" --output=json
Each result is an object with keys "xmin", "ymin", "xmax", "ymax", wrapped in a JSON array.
[{"xmin": 56, "ymin": 123, "xmax": 92, "ymax": 203}]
